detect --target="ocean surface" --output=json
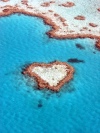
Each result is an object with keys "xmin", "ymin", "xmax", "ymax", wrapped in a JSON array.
[{"xmin": 0, "ymin": 14, "xmax": 100, "ymax": 133}]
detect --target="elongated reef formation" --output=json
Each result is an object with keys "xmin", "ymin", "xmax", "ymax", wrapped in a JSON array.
[{"xmin": 0, "ymin": 0, "xmax": 100, "ymax": 49}]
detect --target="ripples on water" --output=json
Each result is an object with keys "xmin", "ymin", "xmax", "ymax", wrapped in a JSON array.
[{"xmin": 0, "ymin": 14, "xmax": 100, "ymax": 133}]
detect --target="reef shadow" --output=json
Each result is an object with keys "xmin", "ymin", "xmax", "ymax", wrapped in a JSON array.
[
  {"xmin": 67, "ymin": 58, "xmax": 84, "ymax": 63},
  {"xmin": 75, "ymin": 43, "xmax": 85, "ymax": 50}
]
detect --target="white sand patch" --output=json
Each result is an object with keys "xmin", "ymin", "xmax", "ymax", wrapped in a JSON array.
[{"xmin": 32, "ymin": 65, "xmax": 68, "ymax": 86}]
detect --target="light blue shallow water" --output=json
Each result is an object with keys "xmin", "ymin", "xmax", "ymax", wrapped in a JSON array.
[{"xmin": 0, "ymin": 14, "xmax": 100, "ymax": 133}]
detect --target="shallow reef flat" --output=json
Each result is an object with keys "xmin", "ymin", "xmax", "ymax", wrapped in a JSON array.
[
  {"xmin": 23, "ymin": 61, "xmax": 74, "ymax": 91},
  {"xmin": 0, "ymin": 0, "xmax": 100, "ymax": 49}
]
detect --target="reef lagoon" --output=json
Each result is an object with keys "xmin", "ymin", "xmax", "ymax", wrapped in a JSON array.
[{"xmin": 0, "ymin": 14, "xmax": 100, "ymax": 133}]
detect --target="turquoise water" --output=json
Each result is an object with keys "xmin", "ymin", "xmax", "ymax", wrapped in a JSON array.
[{"xmin": 0, "ymin": 14, "xmax": 100, "ymax": 133}]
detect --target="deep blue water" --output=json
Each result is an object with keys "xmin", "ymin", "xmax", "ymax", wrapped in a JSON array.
[{"xmin": 0, "ymin": 14, "xmax": 100, "ymax": 133}]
